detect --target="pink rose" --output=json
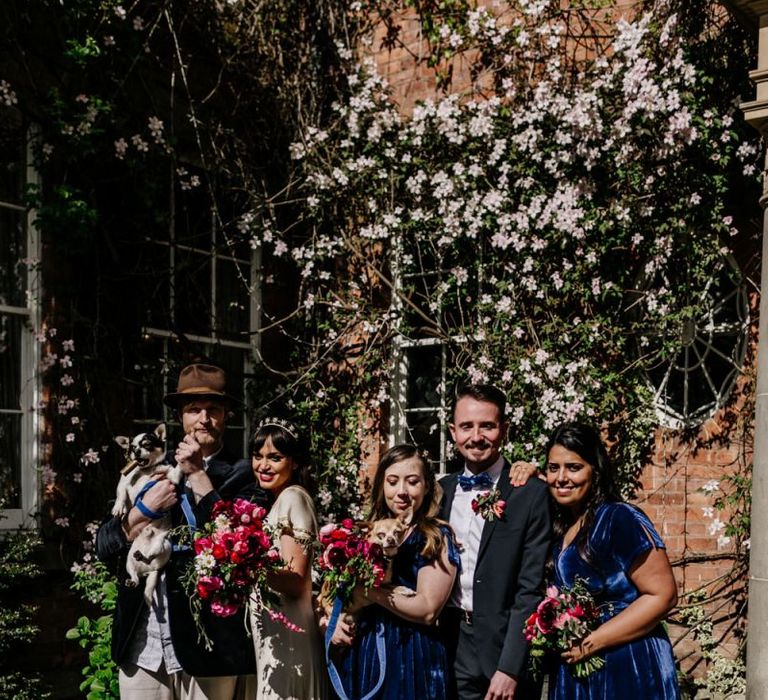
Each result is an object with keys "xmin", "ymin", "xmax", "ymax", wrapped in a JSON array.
[
  {"xmin": 325, "ymin": 541, "xmax": 350, "ymax": 567},
  {"xmin": 534, "ymin": 597, "xmax": 559, "ymax": 635},
  {"xmin": 319, "ymin": 523, "xmax": 336, "ymax": 539},
  {"xmin": 210, "ymin": 598, "xmax": 239, "ymax": 617}
]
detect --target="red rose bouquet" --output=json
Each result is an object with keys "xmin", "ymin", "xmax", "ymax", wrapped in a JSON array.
[
  {"xmin": 524, "ymin": 579, "xmax": 606, "ymax": 679},
  {"xmin": 316, "ymin": 518, "xmax": 388, "ymax": 606},
  {"xmin": 185, "ymin": 498, "xmax": 298, "ymax": 647}
]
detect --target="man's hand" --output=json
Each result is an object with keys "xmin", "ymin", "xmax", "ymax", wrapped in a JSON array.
[
  {"xmin": 509, "ymin": 460, "xmax": 542, "ymax": 487},
  {"xmin": 143, "ymin": 477, "xmax": 178, "ymax": 512},
  {"xmin": 176, "ymin": 433, "xmax": 215, "ymax": 502},
  {"xmin": 175, "ymin": 433, "xmax": 204, "ymax": 475},
  {"xmin": 123, "ymin": 478, "xmax": 177, "ymax": 540},
  {"xmin": 484, "ymin": 670, "xmax": 518, "ymax": 700}
]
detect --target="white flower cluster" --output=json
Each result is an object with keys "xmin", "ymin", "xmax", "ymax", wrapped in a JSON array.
[{"xmin": 0, "ymin": 79, "xmax": 18, "ymax": 107}]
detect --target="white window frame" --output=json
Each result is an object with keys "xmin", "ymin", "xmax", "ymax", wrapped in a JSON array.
[
  {"xmin": 390, "ymin": 335, "xmax": 453, "ymax": 473},
  {"xmin": 646, "ymin": 253, "xmax": 749, "ymax": 429},
  {"xmin": 1, "ymin": 127, "xmax": 41, "ymax": 529}
]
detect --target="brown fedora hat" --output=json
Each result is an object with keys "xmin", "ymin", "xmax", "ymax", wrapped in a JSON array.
[{"xmin": 163, "ymin": 363, "xmax": 239, "ymax": 408}]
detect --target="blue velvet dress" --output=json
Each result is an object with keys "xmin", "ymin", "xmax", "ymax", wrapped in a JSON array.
[
  {"xmin": 334, "ymin": 526, "xmax": 460, "ymax": 700},
  {"xmin": 549, "ymin": 502, "xmax": 679, "ymax": 700}
]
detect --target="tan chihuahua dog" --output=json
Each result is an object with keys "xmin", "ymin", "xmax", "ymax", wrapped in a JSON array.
[{"xmin": 319, "ymin": 506, "xmax": 417, "ymax": 628}]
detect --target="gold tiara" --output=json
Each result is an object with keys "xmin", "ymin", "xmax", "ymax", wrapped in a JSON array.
[{"xmin": 257, "ymin": 417, "xmax": 300, "ymax": 439}]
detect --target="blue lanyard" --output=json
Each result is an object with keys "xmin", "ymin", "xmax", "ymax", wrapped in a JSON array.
[{"xmin": 324, "ymin": 585, "xmax": 387, "ymax": 700}]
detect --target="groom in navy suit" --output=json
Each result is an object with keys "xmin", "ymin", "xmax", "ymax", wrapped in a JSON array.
[{"xmin": 439, "ymin": 384, "xmax": 551, "ymax": 699}]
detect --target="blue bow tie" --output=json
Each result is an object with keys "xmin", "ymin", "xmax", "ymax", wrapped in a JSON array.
[{"xmin": 457, "ymin": 472, "xmax": 494, "ymax": 491}]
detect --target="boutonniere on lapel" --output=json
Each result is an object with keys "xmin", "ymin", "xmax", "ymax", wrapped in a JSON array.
[{"xmin": 471, "ymin": 488, "xmax": 506, "ymax": 522}]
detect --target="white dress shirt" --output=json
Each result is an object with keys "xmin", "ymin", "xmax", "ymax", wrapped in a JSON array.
[{"xmin": 449, "ymin": 455, "xmax": 504, "ymax": 612}]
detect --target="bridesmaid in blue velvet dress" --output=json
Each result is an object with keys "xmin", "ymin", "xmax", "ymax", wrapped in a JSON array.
[
  {"xmin": 329, "ymin": 444, "xmax": 460, "ymax": 700},
  {"xmin": 544, "ymin": 422, "xmax": 680, "ymax": 700}
]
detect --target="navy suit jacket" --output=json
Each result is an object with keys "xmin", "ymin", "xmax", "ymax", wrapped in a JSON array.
[
  {"xmin": 439, "ymin": 465, "xmax": 551, "ymax": 680},
  {"xmin": 96, "ymin": 448, "xmax": 267, "ymax": 676}
]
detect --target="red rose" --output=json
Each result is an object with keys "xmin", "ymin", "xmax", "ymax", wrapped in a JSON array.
[
  {"xmin": 194, "ymin": 536, "xmax": 212, "ymax": 554},
  {"xmin": 197, "ymin": 575, "xmax": 224, "ymax": 600}
]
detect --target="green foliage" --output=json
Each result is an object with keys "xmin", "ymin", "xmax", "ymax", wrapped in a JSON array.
[
  {"xmin": 67, "ymin": 561, "xmax": 119, "ymax": 700},
  {"xmin": 0, "ymin": 522, "xmax": 49, "ymax": 698},
  {"xmin": 678, "ymin": 589, "xmax": 747, "ymax": 697},
  {"xmin": 64, "ymin": 36, "xmax": 102, "ymax": 64}
]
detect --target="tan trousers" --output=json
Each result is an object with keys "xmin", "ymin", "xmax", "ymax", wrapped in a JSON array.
[{"xmin": 118, "ymin": 662, "xmax": 237, "ymax": 700}]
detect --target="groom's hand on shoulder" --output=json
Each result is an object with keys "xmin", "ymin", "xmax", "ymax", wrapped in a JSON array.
[{"xmin": 508, "ymin": 460, "xmax": 545, "ymax": 487}]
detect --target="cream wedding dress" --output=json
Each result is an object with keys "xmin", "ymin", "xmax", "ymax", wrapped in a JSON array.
[{"xmin": 248, "ymin": 485, "xmax": 327, "ymax": 700}]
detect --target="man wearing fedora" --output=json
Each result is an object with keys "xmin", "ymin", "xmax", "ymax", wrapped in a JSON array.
[{"xmin": 97, "ymin": 363, "xmax": 263, "ymax": 699}]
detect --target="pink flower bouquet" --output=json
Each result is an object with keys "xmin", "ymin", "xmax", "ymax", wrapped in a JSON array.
[
  {"xmin": 524, "ymin": 578, "xmax": 606, "ymax": 679},
  {"xmin": 185, "ymin": 498, "xmax": 298, "ymax": 646}
]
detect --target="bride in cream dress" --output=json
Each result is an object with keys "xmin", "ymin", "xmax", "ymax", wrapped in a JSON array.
[{"xmin": 244, "ymin": 418, "xmax": 327, "ymax": 700}]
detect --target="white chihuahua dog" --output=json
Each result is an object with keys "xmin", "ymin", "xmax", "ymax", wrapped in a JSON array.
[{"xmin": 113, "ymin": 423, "xmax": 182, "ymax": 604}]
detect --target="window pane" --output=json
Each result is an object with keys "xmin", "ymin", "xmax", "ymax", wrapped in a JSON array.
[
  {"xmin": 405, "ymin": 345, "xmax": 442, "ymax": 409},
  {"xmin": 0, "ymin": 107, "xmax": 24, "ymax": 205},
  {"xmin": 405, "ymin": 409, "xmax": 442, "ymax": 466},
  {"xmin": 0, "ymin": 207, "xmax": 26, "ymax": 307},
  {"xmin": 0, "ymin": 413, "xmax": 21, "ymax": 508},
  {"xmin": 175, "ymin": 181, "xmax": 212, "ymax": 251},
  {"xmin": 131, "ymin": 336, "xmax": 168, "ymax": 423},
  {"xmin": 216, "ymin": 258, "xmax": 250, "ymax": 339},
  {"xmin": 0, "ymin": 315, "xmax": 21, "ymax": 409},
  {"xmin": 174, "ymin": 248, "xmax": 212, "ymax": 335},
  {"xmin": 134, "ymin": 241, "xmax": 171, "ymax": 329}
]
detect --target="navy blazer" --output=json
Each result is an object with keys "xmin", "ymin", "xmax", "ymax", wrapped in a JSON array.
[
  {"xmin": 96, "ymin": 448, "xmax": 266, "ymax": 676},
  {"xmin": 439, "ymin": 465, "xmax": 551, "ymax": 680}
]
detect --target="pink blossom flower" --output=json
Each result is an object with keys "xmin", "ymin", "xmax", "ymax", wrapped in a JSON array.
[{"xmin": 210, "ymin": 599, "xmax": 239, "ymax": 617}]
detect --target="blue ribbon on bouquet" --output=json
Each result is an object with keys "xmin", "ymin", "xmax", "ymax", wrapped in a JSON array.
[{"xmin": 324, "ymin": 583, "xmax": 387, "ymax": 700}]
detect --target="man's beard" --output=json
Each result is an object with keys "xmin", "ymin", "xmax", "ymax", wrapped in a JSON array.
[{"xmin": 194, "ymin": 429, "xmax": 220, "ymax": 446}]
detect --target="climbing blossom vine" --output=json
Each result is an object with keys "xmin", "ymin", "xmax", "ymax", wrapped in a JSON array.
[{"xmin": 250, "ymin": 1, "xmax": 759, "ymax": 499}]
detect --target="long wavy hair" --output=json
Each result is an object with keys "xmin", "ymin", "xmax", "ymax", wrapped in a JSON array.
[
  {"xmin": 545, "ymin": 422, "xmax": 622, "ymax": 568},
  {"xmin": 249, "ymin": 419, "xmax": 314, "ymax": 492},
  {"xmin": 367, "ymin": 444, "xmax": 453, "ymax": 561}
]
